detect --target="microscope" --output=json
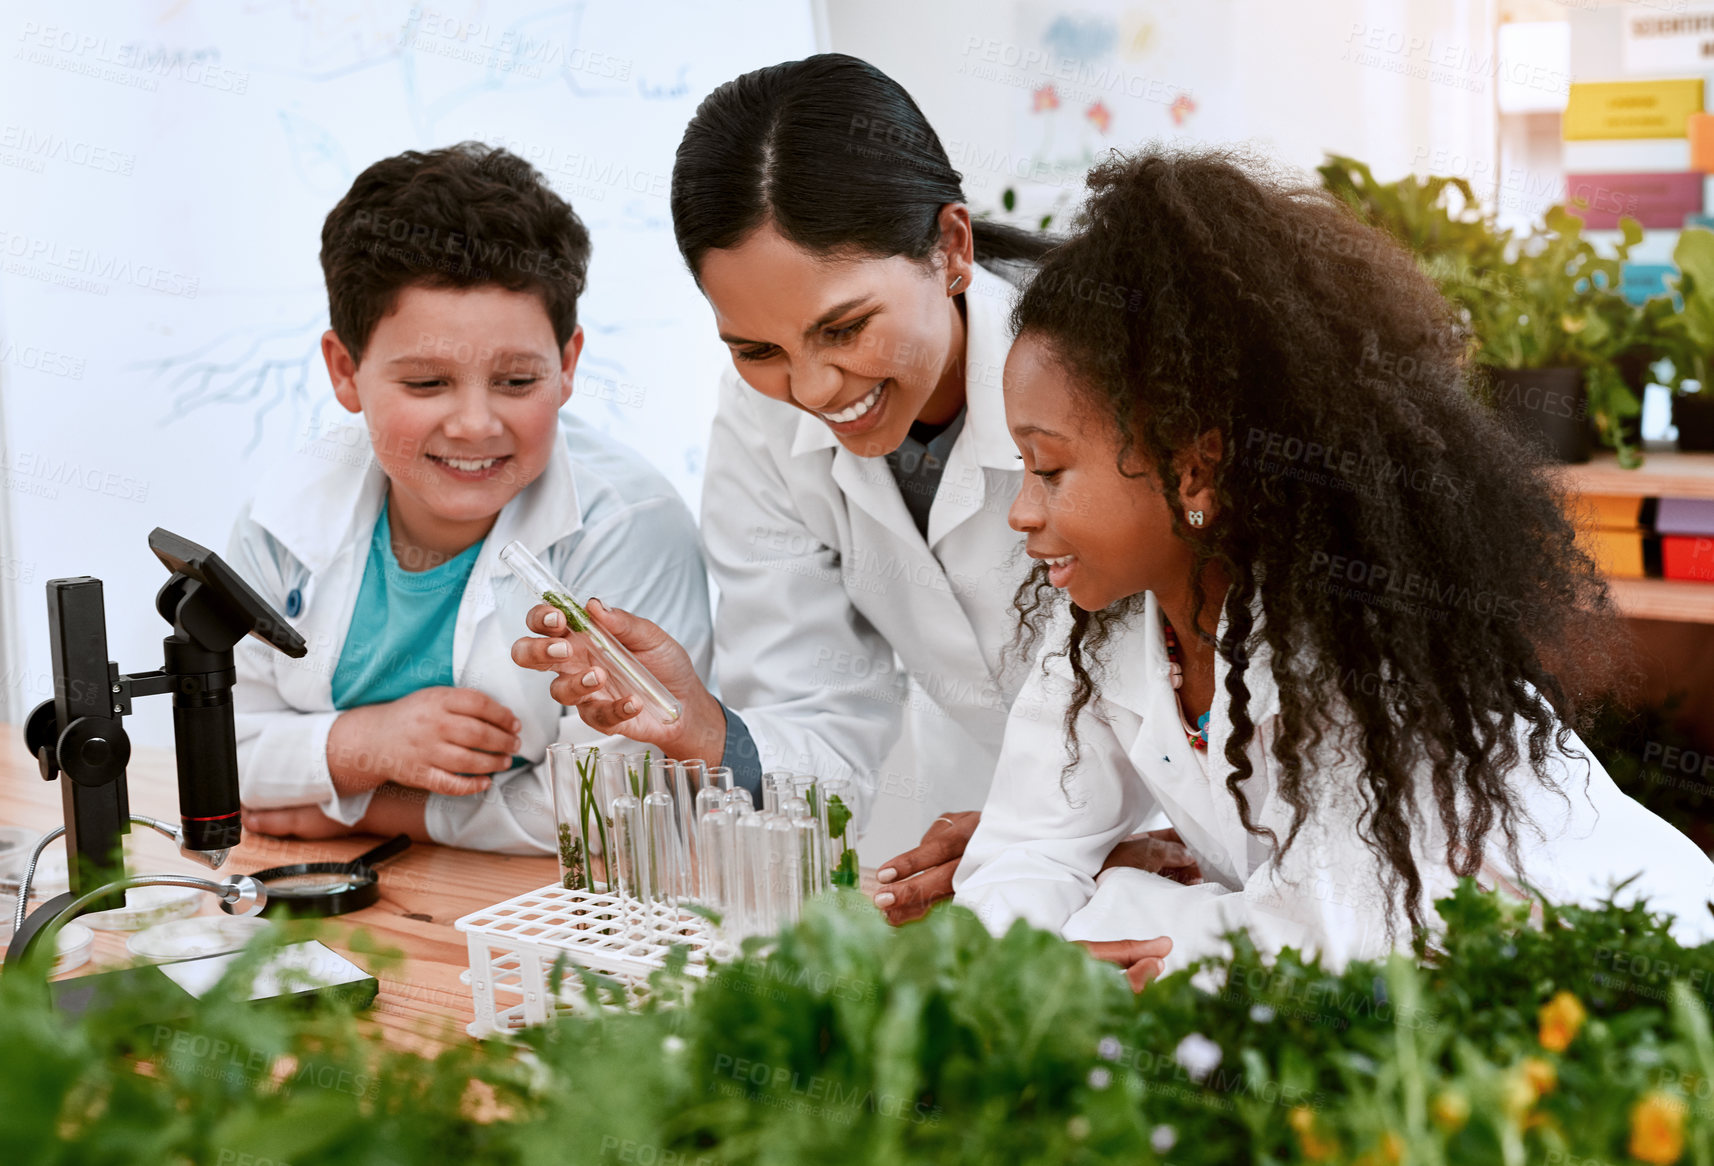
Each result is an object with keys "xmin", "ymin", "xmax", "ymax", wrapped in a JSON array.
[{"xmin": 6, "ymin": 528, "xmax": 306, "ymax": 967}]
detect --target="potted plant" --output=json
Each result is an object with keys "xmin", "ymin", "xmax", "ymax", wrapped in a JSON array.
[
  {"xmin": 1458, "ymin": 207, "xmax": 1645, "ymax": 466},
  {"xmin": 1318, "ymin": 157, "xmax": 1644, "ymax": 465},
  {"xmin": 1655, "ymin": 227, "xmax": 1714, "ymax": 450}
]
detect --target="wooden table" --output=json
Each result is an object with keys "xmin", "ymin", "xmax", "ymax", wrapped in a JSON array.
[
  {"xmin": 0, "ymin": 723, "xmax": 561, "ymax": 1050},
  {"xmin": 2, "ymin": 724, "xmax": 889, "ymax": 1049}
]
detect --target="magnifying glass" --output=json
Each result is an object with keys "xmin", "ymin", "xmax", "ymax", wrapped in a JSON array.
[{"xmin": 248, "ymin": 834, "xmax": 412, "ymax": 918}]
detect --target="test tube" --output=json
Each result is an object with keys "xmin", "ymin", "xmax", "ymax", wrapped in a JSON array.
[
  {"xmin": 698, "ymin": 803, "xmax": 732, "ymax": 911},
  {"xmin": 643, "ymin": 760, "xmax": 683, "ymax": 911},
  {"xmin": 678, "ymin": 760, "xmax": 707, "ymax": 897},
  {"xmin": 499, "ymin": 540, "xmax": 682, "ymax": 724},
  {"xmin": 548, "ymin": 743, "xmax": 608, "ymax": 892},
  {"xmin": 761, "ymin": 769, "xmax": 793, "ymax": 815},
  {"xmin": 735, "ymin": 810, "xmax": 770, "ymax": 938},
  {"xmin": 766, "ymin": 815, "xmax": 800, "ymax": 926},
  {"xmin": 788, "ymin": 774, "xmax": 825, "ymax": 895},
  {"xmin": 600, "ymin": 752, "xmax": 647, "ymax": 901},
  {"xmin": 818, "ymin": 776, "xmax": 856, "ymax": 888},
  {"xmin": 686, "ymin": 763, "xmax": 724, "ymax": 901}
]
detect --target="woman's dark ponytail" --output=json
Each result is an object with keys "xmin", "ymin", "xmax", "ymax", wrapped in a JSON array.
[{"xmin": 671, "ymin": 52, "xmax": 1051, "ymax": 276}]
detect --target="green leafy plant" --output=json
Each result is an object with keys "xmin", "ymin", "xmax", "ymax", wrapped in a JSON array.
[
  {"xmin": 9, "ymin": 881, "xmax": 1714, "ymax": 1164},
  {"xmin": 826, "ymin": 793, "xmax": 857, "ymax": 888},
  {"xmin": 1658, "ymin": 227, "xmax": 1714, "ymax": 401},
  {"xmin": 1317, "ymin": 155, "xmax": 1651, "ymax": 465}
]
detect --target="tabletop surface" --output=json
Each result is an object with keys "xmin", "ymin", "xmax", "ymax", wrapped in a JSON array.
[{"xmin": 0, "ymin": 723, "xmax": 878, "ymax": 1050}]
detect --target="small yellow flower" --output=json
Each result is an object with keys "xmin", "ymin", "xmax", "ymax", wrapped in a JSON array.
[
  {"xmin": 1290, "ymin": 1106, "xmax": 1338, "ymax": 1162},
  {"xmin": 1628, "ymin": 1092, "xmax": 1688, "ymax": 1166},
  {"xmin": 1352, "ymin": 1130, "xmax": 1405, "ymax": 1165},
  {"xmin": 1431, "ymin": 1089, "xmax": 1470, "ymax": 1132},
  {"xmin": 1520, "ymin": 1057, "xmax": 1556, "ymax": 1099},
  {"xmin": 1502, "ymin": 1072, "xmax": 1538, "ymax": 1120},
  {"xmin": 1537, "ymin": 991, "xmax": 1587, "ymax": 1053}
]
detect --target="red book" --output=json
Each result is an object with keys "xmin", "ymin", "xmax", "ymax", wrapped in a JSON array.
[
  {"xmin": 1661, "ymin": 535, "xmax": 1714, "ymax": 581},
  {"xmin": 1564, "ymin": 171, "xmax": 1703, "ymax": 228}
]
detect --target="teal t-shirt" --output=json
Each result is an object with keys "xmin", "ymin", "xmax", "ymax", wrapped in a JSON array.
[{"xmin": 330, "ymin": 501, "xmax": 485, "ymax": 710}]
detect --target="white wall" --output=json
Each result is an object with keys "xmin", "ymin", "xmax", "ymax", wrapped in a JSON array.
[
  {"xmin": 825, "ymin": 0, "xmax": 1500, "ymax": 226},
  {"xmin": 0, "ymin": 0, "xmax": 816, "ymax": 748}
]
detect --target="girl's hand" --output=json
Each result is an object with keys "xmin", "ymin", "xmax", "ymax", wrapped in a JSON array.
[
  {"xmin": 873, "ymin": 811, "xmax": 981, "ymax": 925},
  {"xmin": 510, "ymin": 598, "xmax": 727, "ymax": 763},
  {"xmin": 1079, "ymin": 936, "xmax": 1174, "ymax": 993},
  {"xmin": 1100, "ymin": 827, "xmax": 1203, "ymax": 885}
]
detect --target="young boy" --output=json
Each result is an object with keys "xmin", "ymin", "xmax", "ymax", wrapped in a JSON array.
[{"xmin": 227, "ymin": 142, "xmax": 713, "ymax": 853}]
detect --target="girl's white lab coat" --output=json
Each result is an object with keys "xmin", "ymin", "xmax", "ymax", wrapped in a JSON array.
[
  {"xmin": 698, "ymin": 263, "xmax": 1032, "ymax": 833},
  {"xmin": 225, "ymin": 414, "xmax": 713, "ymax": 854},
  {"xmin": 954, "ymin": 592, "xmax": 1714, "ymax": 970}
]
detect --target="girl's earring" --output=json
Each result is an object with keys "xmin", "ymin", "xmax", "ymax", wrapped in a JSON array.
[
  {"xmin": 1187, "ymin": 510, "xmax": 1205, "ymax": 527},
  {"xmin": 948, "ymin": 274, "xmax": 965, "ymax": 295}
]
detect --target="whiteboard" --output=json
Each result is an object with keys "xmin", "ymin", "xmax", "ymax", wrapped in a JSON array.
[{"xmin": 0, "ymin": 0, "xmax": 818, "ymax": 746}]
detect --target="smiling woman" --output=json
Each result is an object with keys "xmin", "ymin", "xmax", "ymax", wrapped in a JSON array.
[{"xmin": 507, "ymin": 53, "xmax": 1214, "ymax": 922}]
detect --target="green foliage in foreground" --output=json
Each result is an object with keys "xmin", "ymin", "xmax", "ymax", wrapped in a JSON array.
[{"xmin": 3, "ymin": 882, "xmax": 1713, "ymax": 1165}]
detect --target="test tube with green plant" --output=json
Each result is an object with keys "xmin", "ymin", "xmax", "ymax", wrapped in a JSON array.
[
  {"xmin": 816, "ymin": 776, "xmax": 858, "ymax": 888},
  {"xmin": 550, "ymin": 744, "xmax": 609, "ymax": 892},
  {"xmin": 499, "ymin": 541, "xmax": 683, "ymax": 724}
]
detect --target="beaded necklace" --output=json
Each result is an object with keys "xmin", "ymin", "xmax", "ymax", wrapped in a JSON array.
[{"xmin": 1160, "ymin": 620, "xmax": 1210, "ymax": 751}]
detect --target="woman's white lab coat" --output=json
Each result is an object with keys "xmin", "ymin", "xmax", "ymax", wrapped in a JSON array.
[
  {"xmin": 225, "ymin": 414, "xmax": 713, "ymax": 854},
  {"xmin": 698, "ymin": 263, "xmax": 1032, "ymax": 833},
  {"xmin": 954, "ymin": 592, "xmax": 1714, "ymax": 971}
]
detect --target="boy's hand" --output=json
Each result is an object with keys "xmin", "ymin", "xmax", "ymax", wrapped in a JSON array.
[
  {"xmin": 1079, "ymin": 937, "xmax": 1174, "ymax": 993},
  {"xmin": 326, "ymin": 687, "xmax": 520, "ymax": 797},
  {"xmin": 510, "ymin": 598, "xmax": 727, "ymax": 763}
]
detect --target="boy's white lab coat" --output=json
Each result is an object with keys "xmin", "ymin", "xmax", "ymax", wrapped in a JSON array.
[
  {"xmin": 699, "ymin": 263, "xmax": 1032, "ymax": 833},
  {"xmin": 226, "ymin": 414, "xmax": 713, "ymax": 854},
  {"xmin": 955, "ymin": 592, "xmax": 1714, "ymax": 970}
]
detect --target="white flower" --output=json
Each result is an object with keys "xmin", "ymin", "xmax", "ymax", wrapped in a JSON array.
[
  {"xmin": 1088, "ymin": 1067, "xmax": 1112, "ymax": 1090},
  {"xmin": 1249, "ymin": 1003, "xmax": 1276, "ymax": 1023},
  {"xmin": 1151, "ymin": 1125, "xmax": 1178, "ymax": 1153},
  {"xmin": 662, "ymin": 1035, "xmax": 685, "ymax": 1055},
  {"xmin": 1173, "ymin": 1033, "xmax": 1222, "ymax": 1082},
  {"xmin": 1097, "ymin": 1036, "xmax": 1123, "ymax": 1062}
]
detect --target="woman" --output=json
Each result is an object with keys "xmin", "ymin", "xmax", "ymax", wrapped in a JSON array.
[{"xmin": 510, "ymin": 54, "xmax": 1196, "ymax": 915}]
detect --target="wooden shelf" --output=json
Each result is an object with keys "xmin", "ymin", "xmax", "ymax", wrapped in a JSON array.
[
  {"xmin": 1554, "ymin": 448, "xmax": 1714, "ymax": 500},
  {"xmin": 1608, "ymin": 578, "xmax": 1714, "ymax": 624},
  {"xmin": 1553, "ymin": 448, "xmax": 1714, "ymax": 623}
]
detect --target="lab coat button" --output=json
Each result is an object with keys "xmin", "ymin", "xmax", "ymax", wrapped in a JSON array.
[{"xmin": 285, "ymin": 588, "xmax": 302, "ymax": 618}]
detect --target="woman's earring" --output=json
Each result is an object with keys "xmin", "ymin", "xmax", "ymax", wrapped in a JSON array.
[
  {"xmin": 948, "ymin": 274, "xmax": 965, "ymax": 295},
  {"xmin": 1187, "ymin": 510, "xmax": 1205, "ymax": 527}
]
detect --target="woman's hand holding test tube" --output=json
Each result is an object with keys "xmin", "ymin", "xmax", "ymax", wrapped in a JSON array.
[{"xmin": 511, "ymin": 596, "xmax": 730, "ymax": 764}]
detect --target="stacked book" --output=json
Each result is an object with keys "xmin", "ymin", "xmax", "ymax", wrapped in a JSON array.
[
  {"xmin": 1563, "ymin": 78, "xmax": 1707, "ymax": 294},
  {"xmin": 1575, "ymin": 494, "xmax": 1714, "ymax": 581}
]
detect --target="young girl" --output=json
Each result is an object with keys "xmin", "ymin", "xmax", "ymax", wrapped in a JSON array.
[{"xmin": 952, "ymin": 148, "xmax": 1714, "ymax": 988}]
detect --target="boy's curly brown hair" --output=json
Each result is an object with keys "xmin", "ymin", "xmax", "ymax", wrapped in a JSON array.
[
  {"xmin": 1012, "ymin": 147, "xmax": 1626, "ymax": 941},
  {"xmin": 320, "ymin": 141, "xmax": 590, "ymax": 364}
]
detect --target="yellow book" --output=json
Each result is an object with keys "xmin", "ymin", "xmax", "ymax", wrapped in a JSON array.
[
  {"xmin": 1563, "ymin": 79, "xmax": 1703, "ymax": 141},
  {"xmin": 1573, "ymin": 493, "xmax": 1643, "ymax": 530},
  {"xmin": 1576, "ymin": 526, "xmax": 1646, "ymax": 578}
]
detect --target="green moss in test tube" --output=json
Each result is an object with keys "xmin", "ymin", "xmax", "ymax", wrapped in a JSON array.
[{"xmin": 541, "ymin": 590, "xmax": 593, "ymax": 635}]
